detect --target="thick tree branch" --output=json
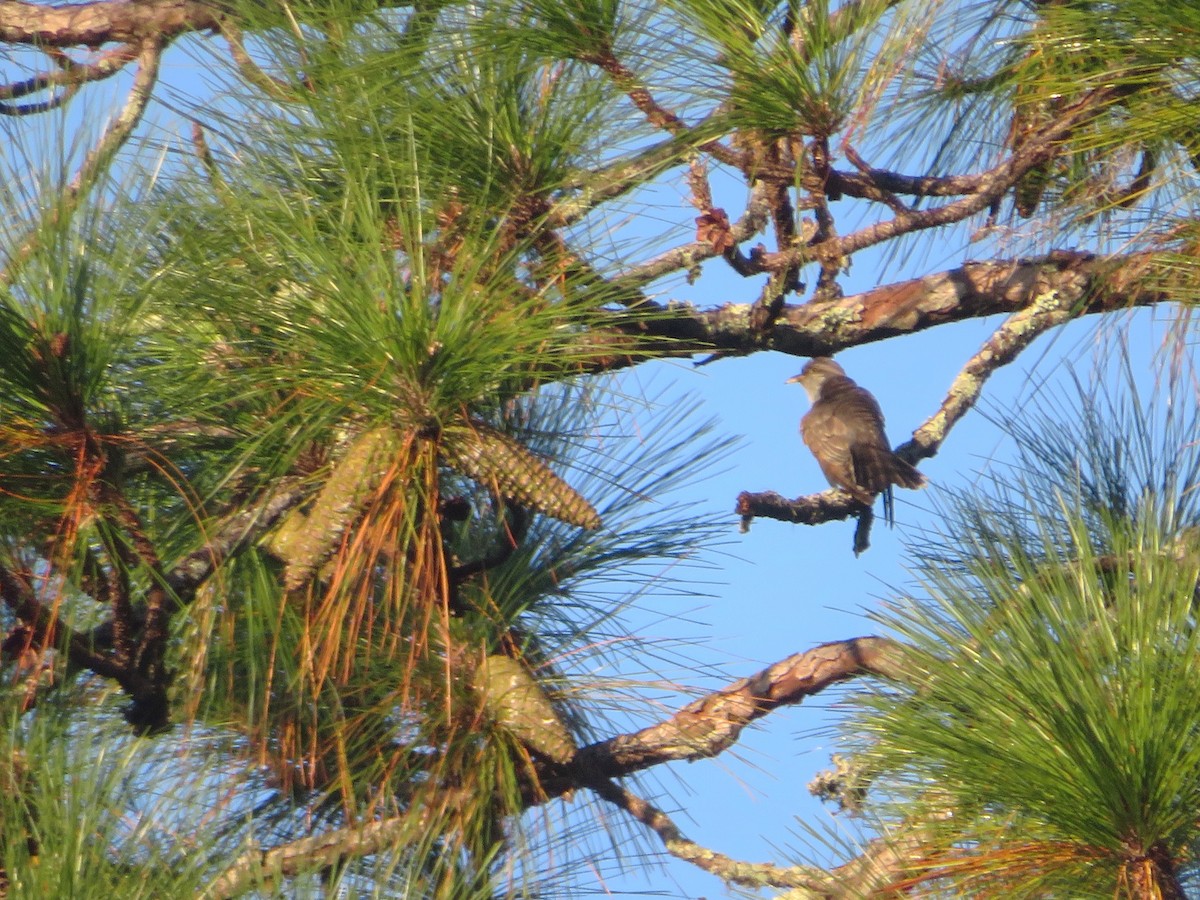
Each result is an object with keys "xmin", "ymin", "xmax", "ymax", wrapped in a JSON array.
[
  {"xmin": 565, "ymin": 637, "xmax": 909, "ymax": 784},
  {"xmin": 208, "ymin": 640, "xmax": 911, "ymax": 897},
  {"xmin": 605, "ymin": 249, "xmax": 1164, "ymax": 368},
  {"xmin": 0, "ymin": 0, "xmax": 220, "ymax": 47}
]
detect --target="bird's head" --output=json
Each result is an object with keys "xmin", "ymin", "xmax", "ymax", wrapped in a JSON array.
[{"xmin": 786, "ymin": 357, "xmax": 846, "ymax": 402}]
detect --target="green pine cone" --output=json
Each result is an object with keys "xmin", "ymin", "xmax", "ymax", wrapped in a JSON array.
[
  {"xmin": 272, "ymin": 426, "xmax": 400, "ymax": 590},
  {"xmin": 474, "ymin": 652, "xmax": 576, "ymax": 765},
  {"xmin": 442, "ymin": 421, "xmax": 600, "ymax": 530}
]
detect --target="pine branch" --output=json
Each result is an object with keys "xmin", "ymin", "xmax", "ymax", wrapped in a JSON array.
[
  {"xmin": 562, "ymin": 637, "xmax": 910, "ymax": 784},
  {"xmin": 1, "ymin": 34, "xmax": 162, "ymax": 286},
  {"xmin": 588, "ymin": 778, "xmax": 837, "ymax": 894},
  {"xmin": 0, "ymin": 1, "xmax": 220, "ymax": 46}
]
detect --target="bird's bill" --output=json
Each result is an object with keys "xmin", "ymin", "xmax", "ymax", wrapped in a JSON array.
[{"xmin": 785, "ymin": 373, "xmax": 805, "ymax": 384}]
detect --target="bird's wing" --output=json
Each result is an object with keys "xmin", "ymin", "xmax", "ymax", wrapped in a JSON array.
[
  {"xmin": 824, "ymin": 383, "xmax": 895, "ymax": 495},
  {"xmin": 801, "ymin": 402, "xmax": 874, "ymax": 504}
]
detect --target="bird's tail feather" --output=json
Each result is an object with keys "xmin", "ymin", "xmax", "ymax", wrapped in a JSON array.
[{"xmin": 891, "ymin": 458, "xmax": 926, "ymax": 491}]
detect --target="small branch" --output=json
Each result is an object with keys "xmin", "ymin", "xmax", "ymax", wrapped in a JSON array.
[
  {"xmin": 686, "ymin": 154, "xmax": 714, "ymax": 212},
  {"xmin": 748, "ymin": 269, "xmax": 801, "ymax": 333},
  {"xmin": 840, "ymin": 144, "xmax": 909, "ymax": 213},
  {"xmin": 218, "ymin": 20, "xmax": 306, "ymax": 101},
  {"xmin": 165, "ymin": 476, "xmax": 309, "ymax": 600},
  {"xmin": 734, "ymin": 488, "xmax": 864, "ymax": 530},
  {"xmin": 590, "ymin": 776, "xmax": 960, "ymax": 898},
  {"xmin": 897, "ymin": 253, "xmax": 1092, "ymax": 463},
  {"xmin": 0, "ymin": 43, "xmax": 136, "ymax": 115},
  {"xmin": 546, "ymin": 134, "xmax": 690, "ymax": 228},
  {"xmin": 831, "ymin": 160, "xmax": 990, "ymax": 201},
  {"xmin": 589, "ymin": 778, "xmax": 836, "ymax": 893},
  {"xmin": 1, "ymin": 35, "xmax": 163, "ymax": 287},
  {"xmin": 0, "ymin": 90, "xmax": 69, "ymax": 116},
  {"xmin": 581, "ymin": 48, "xmax": 745, "ymax": 170},
  {"xmin": 95, "ymin": 503, "xmax": 142, "ymax": 664},
  {"xmin": 61, "ymin": 37, "xmax": 161, "ymax": 194},
  {"xmin": 747, "ymin": 91, "xmax": 1114, "ymax": 276}
]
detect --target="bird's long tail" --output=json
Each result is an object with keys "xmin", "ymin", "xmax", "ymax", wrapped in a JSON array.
[{"xmin": 891, "ymin": 458, "xmax": 926, "ymax": 491}]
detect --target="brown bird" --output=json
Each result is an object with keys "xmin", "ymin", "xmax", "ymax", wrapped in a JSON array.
[{"xmin": 787, "ymin": 357, "xmax": 925, "ymax": 526}]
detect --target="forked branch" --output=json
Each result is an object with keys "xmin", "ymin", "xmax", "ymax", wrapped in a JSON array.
[{"xmin": 1, "ymin": 35, "xmax": 162, "ymax": 286}]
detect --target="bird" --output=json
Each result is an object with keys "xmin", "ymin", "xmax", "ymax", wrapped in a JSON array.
[{"xmin": 787, "ymin": 357, "xmax": 925, "ymax": 526}]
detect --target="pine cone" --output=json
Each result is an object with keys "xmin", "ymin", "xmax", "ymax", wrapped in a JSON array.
[{"xmin": 441, "ymin": 421, "xmax": 600, "ymax": 530}]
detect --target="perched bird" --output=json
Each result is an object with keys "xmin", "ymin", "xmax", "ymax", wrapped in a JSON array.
[{"xmin": 787, "ymin": 357, "xmax": 925, "ymax": 526}]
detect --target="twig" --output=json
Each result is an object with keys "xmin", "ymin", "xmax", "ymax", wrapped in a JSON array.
[
  {"xmin": 612, "ymin": 184, "xmax": 772, "ymax": 288},
  {"xmin": 588, "ymin": 778, "xmax": 836, "ymax": 893},
  {"xmin": 0, "ymin": 44, "xmax": 136, "ymax": 116},
  {"xmin": 218, "ymin": 20, "xmax": 305, "ymax": 101},
  {"xmin": 0, "ymin": 36, "xmax": 163, "ymax": 287}
]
